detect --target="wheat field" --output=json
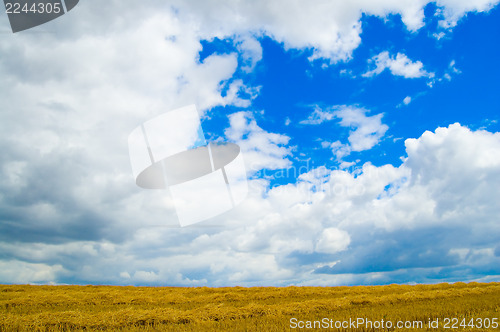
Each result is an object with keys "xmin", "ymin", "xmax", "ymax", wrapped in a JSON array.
[{"xmin": 0, "ymin": 282, "xmax": 499, "ymax": 331}]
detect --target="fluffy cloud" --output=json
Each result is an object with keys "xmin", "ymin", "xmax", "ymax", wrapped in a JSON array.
[
  {"xmin": 335, "ymin": 106, "xmax": 389, "ymax": 151},
  {"xmin": 436, "ymin": 0, "xmax": 500, "ymax": 28},
  {"xmin": 171, "ymin": 0, "xmax": 499, "ymax": 62},
  {"xmin": 300, "ymin": 105, "xmax": 337, "ymax": 125},
  {"xmin": 0, "ymin": 0, "xmax": 499, "ymax": 287},
  {"xmin": 236, "ymin": 35, "xmax": 264, "ymax": 72},
  {"xmin": 302, "ymin": 105, "xmax": 388, "ymax": 159},
  {"xmin": 315, "ymin": 228, "xmax": 351, "ymax": 254},
  {"xmin": 363, "ymin": 51, "xmax": 434, "ymax": 79},
  {"xmin": 0, "ymin": 260, "xmax": 65, "ymax": 284},
  {"xmin": 3, "ymin": 119, "xmax": 498, "ymax": 286},
  {"xmin": 225, "ymin": 111, "xmax": 292, "ymax": 173}
]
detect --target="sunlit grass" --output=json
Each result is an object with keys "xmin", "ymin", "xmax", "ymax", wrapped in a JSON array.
[{"xmin": 1, "ymin": 282, "xmax": 498, "ymax": 331}]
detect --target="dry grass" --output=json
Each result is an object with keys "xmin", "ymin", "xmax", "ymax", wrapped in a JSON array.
[{"xmin": 0, "ymin": 282, "xmax": 499, "ymax": 331}]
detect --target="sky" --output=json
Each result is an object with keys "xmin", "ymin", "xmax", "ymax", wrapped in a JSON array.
[{"xmin": 0, "ymin": 0, "xmax": 499, "ymax": 286}]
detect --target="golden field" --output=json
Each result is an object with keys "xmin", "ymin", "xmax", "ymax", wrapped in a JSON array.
[{"xmin": 0, "ymin": 282, "xmax": 499, "ymax": 331}]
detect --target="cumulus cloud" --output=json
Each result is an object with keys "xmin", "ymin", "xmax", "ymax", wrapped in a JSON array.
[
  {"xmin": 224, "ymin": 111, "xmax": 292, "ymax": 173},
  {"xmin": 236, "ymin": 35, "xmax": 263, "ymax": 72},
  {"xmin": 302, "ymin": 105, "xmax": 388, "ymax": 159},
  {"xmin": 1, "ymin": 120, "xmax": 500, "ymax": 285},
  {"xmin": 0, "ymin": 260, "xmax": 65, "ymax": 284},
  {"xmin": 315, "ymin": 228, "xmax": 351, "ymax": 254},
  {"xmin": 172, "ymin": 0, "xmax": 498, "ymax": 62},
  {"xmin": 4, "ymin": 122, "xmax": 500, "ymax": 286},
  {"xmin": 335, "ymin": 106, "xmax": 389, "ymax": 151},
  {"xmin": 363, "ymin": 51, "xmax": 434, "ymax": 79},
  {"xmin": 436, "ymin": 0, "xmax": 500, "ymax": 28},
  {"xmin": 0, "ymin": 6, "xmax": 247, "ymax": 246},
  {"xmin": 0, "ymin": 0, "xmax": 499, "ymax": 287}
]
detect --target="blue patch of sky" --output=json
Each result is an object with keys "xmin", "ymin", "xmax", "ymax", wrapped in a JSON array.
[{"xmin": 200, "ymin": 5, "xmax": 500, "ymax": 188}]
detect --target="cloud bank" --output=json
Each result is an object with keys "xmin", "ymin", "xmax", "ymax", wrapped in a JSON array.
[{"xmin": 0, "ymin": 0, "xmax": 498, "ymax": 286}]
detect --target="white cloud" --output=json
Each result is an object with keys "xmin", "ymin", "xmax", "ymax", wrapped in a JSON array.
[
  {"xmin": 329, "ymin": 141, "xmax": 353, "ymax": 160},
  {"xmin": 299, "ymin": 105, "xmax": 336, "ymax": 125},
  {"xmin": 397, "ymin": 95, "xmax": 413, "ymax": 108},
  {"xmin": 436, "ymin": 0, "xmax": 500, "ymax": 28},
  {"xmin": 0, "ymin": 124, "xmax": 499, "ymax": 286},
  {"xmin": 236, "ymin": 35, "xmax": 263, "ymax": 72},
  {"xmin": 363, "ymin": 51, "xmax": 434, "ymax": 78},
  {"xmin": 449, "ymin": 60, "xmax": 460, "ymax": 73},
  {"xmin": 445, "ymin": 60, "xmax": 462, "ymax": 80},
  {"xmin": 172, "ymin": 0, "xmax": 498, "ymax": 63},
  {"xmin": 433, "ymin": 31, "xmax": 447, "ymax": 40},
  {"xmin": 0, "ymin": 0, "xmax": 499, "ymax": 287},
  {"xmin": 335, "ymin": 106, "xmax": 389, "ymax": 151},
  {"xmin": 225, "ymin": 111, "xmax": 292, "ymax": 173},
  {"xmin": 427, "ymin": 59, "xmax": 462, "ymax": 86},
  {"xmin": 0, "ymin": 260, "xmax": 66, "ymax": 284},
  {"xmin": 303, "ymin": 105, "xmax": 388, "ymax": 158},
  {"xmin": 315, "ymin": 228, "xmax": 351, "ymax": 254}
]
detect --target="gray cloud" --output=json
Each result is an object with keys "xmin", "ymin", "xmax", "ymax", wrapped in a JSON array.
[{"xmin": 0, "ymin": 0, "xmax": 499, "ymax": 286}]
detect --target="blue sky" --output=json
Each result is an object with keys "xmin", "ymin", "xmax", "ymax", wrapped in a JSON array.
[
  {"xmin": 0, "ymin": 0, "xmax": 499, "ymax": 286},
  {"xmin": 203, "ymin": 3, "xmax": 500, "ymax": 174}
]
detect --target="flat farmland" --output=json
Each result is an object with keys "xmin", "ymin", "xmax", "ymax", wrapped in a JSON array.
[{"xmin": 0, "ymin": 282, "xmax": 499, "ymax": 331}]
